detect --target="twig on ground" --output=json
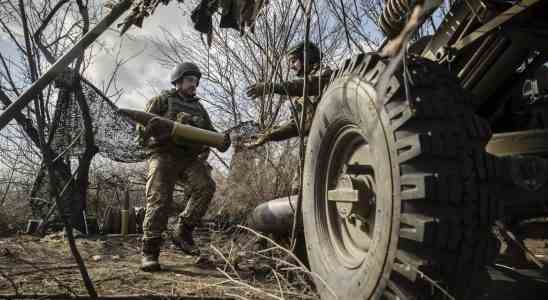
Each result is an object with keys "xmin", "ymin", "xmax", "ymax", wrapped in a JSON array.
[
  {"xmin": 216, "ymin": 267, "xmax": 283, "ymax": 300},
  {"xmin": 254, "ymin": 252, "xmax": 301, "ymax": 270},
  {"xmin": 187, "ymin": 279, "xmax": 233, "ymax": 294},
  {"xmin": 237, "ymin": 225, "xmax": 336, "ymax": 298},
  {"xmin": 257, "ymin": 287, "xmax": 317, "ymax": 299},
  {"xmin": 7, "ymin": 265, "xmax": 79, "ymax": 277},
  {"xmin": 128, "ymin": 286, "xmax": 165, "ymax": 295},
  {"xmin": 407, "ymin": 264, "xmax": 455, "ymax": 300},
  {"xmin": 237, "ymin": 226, "xmax": 306, "ymax": 269},
  {"xmin": 210, "ymin": 245, "xmax": 241, "ymax": 280},
  {"xmin": 225, "ymin": 292, "xmax": 251, "ymax": 300},
  {"xmin": 278, "ymin": 266, "xmax": 303, "ymax": 272},
  {"xmin": 94, "ymin": 274, "xmax": 127, "ymax": 285},
  {"xmin": 270, "ymin": 268, "xmax": 284, "ymax": 299},
  {"xmin": 4, "ymin": 249, "xmax": 78, "ymax": 296},
  {"xmin": 225, "ymin": 240, "xmax": 236, "ymax": 273},
  {"xmin": 0, "ymin": 269, "xmax": 19, "ymax": 295},
  {"xmin": 257, "ymin": 246, "xmax": 278, "ymax": 254}
]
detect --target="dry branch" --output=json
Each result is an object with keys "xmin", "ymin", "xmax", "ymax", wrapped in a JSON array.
[
  {"xmin": 0, "ymin": 268, "xmax": 19, "ymax": 295},
  {"xmin": 2, "ymin": 248, "xmax": 79, "ymax": 296}
]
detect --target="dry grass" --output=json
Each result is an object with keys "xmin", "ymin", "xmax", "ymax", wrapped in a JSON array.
[
  {"xmin": 0, "ymin": 224, "xmax": 318, "ymax": 299},
  {"xmin": 205, "ymin": 225, "xmax": 320, "ymax": 300},
  {"xmin": 2, "ymin": 217, "xmax": 548, "ymax": 299}
]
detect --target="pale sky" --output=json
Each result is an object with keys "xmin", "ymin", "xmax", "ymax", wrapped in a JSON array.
[
  {"xmin": 84, "ymin": 1, "xmax": 195, "ymax": 110},
  {"xmin": 0, "ymin": 1, "xmax": 236, "ymax": 171},
  {"xmin": 0, "ymin": 1, "xmax": 196, "ymax": 111}
]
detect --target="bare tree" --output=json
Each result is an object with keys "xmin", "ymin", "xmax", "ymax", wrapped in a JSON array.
[
  {"xmin": 142, "ymin": 0, "xmax": 371, "ymax": 220},
  {"xmin": 0, "ymin": 0, "xmax": 147, "ymax": 296},
  {"xmin": 0, "ymin": 0, "xmax": 136, "ymax": 231}
]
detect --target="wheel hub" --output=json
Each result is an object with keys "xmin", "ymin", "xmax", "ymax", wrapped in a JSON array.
[
  {"xmin": 332, "ymin": 175, "xmax": 356, "ymax": 218},
  {"xmin": 332, "ymin": 175, "xmax": 375, "ymax": 222},
  {"xmin": 325, "ymin": 126, "xmax": 378, "ymax": 269}
]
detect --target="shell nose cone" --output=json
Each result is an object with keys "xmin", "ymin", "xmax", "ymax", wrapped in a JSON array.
[{"xmin": 247, "ymin": 196, "xmax": 298, "ymax": 235}]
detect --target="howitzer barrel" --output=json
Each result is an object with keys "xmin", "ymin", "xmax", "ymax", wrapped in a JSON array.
[{"xmin": 117, "ymin": 108, "xmax": 231, "ymax": 152}]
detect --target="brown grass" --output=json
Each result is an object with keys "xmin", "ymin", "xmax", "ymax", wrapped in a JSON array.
[{"xmin": 0, "ymin": 224, "xmax": 317, "ymax": 299}]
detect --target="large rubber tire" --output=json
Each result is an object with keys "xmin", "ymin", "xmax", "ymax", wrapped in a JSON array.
[{"xmin": 303, "ymin": 53, "xmax": 502, "ymax": 299}]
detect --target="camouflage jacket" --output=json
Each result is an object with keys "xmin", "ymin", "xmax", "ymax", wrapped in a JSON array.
[
  {"xmin": 266, "ymin": 65, "xmax": 332, "ymax": 141},
  {"xmin": 140, "ymin": 89, "xmax": 216, "ymax": 158}
]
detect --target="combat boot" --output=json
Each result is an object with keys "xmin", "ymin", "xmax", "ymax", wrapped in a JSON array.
[
  {"xmin": 172, "ymin": 222, "xmax": 200, "ymax": 256},
  {"xmin": 140, "ymin": 237, "xmax": 162, "ymax": 272}
]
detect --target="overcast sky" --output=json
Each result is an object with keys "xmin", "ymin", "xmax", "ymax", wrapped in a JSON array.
[
  {"xmin": 0, "ymin": 0, "xmax": 215, "ymax": 114},
  {"xmin": 0, "ymin": 2, "xmax": 182, "ymax": 111},
  {"xmin": 83, "ymin": 1, "xmax": 195, "ymax": 110}
]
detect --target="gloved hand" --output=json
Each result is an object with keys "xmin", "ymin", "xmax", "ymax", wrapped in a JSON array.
[
  {"xmin": 144, "ymin": 117, "xmax": 173, "ymax": 144},
  {"xmin": 246, "ymin": 82, "xmax": 268, "ymax": 99},
  {"xmin": 176, "ymin": 112, "xmax": 207, "ymax": 128},
  {"xmin": 176, "ymin": 112, "xmax": 194, "ymax": 125},
  {"xmin": 243, "ymin": 132, "xmax": 269, "ymax": 149}
]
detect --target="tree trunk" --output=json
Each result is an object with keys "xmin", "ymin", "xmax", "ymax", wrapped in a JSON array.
[{"xmin": 70, "ymin": 80, "xmax": 99, "ymax": 232}]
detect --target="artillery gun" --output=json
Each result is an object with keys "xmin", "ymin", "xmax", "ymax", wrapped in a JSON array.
[
  {"xmin": 293, "ymin": 0, "xmax": 548, "ymax": 299},
  {"xmin": 0, "ymin": 0, "xmax": 545, "ymax": 298}
]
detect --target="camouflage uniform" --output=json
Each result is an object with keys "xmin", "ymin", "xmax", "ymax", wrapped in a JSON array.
[
  {"xmin": 259, "ymin": 64, "xmax": 332, "ymax": 142},
  {"xmin": 248, "ymin": 65, "xmax": 331, "ymax": 193},
  {"xmin": 141, "ymin": 89, "xmax": 216, "ymax": 242}
]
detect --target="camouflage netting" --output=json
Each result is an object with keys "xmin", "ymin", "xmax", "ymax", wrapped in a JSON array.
[
  {"xmin": 30, "ymin": 74, "xmax": 148, "ymax": 222},
  {"xmin": 30, "ymin": 73, "xmax": 260, "ymax": 223},
  {"xmin": 26, "ymin": 0, "xmax": 269, "ymax": 226},
  {"xmin": 49, "ymin": 77, "xmax": 147, "ymax": 163}
]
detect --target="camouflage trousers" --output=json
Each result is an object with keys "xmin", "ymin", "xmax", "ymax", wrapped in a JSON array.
[{"xmin": 142, "ymin": 152, "xmax": 216, "ymax": 240}]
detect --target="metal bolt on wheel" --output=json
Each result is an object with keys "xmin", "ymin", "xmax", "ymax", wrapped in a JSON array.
[{"xmin": 303, "ymin": 53, "xmax": 501, "ymax": 299}]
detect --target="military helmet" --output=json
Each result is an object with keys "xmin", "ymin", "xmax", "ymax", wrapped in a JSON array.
[
  {"xmin": 287, "ymin": 41, "xmax": 321, "ymax": 64},
  {"xmin": 170, "ymin": 62, "xmax": 202, "ymax": 84}
]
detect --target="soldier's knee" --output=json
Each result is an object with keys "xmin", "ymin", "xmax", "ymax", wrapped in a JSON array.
[{"xmin": 146, "ymin": 191, "xmax": 169, "ymax": 208}]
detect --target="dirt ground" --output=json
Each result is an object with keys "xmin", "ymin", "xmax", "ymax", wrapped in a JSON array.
[
  {"xmin": 0, "ymin": 226, "xmax": 316, "ymax": 299},
  {"xmin": 1, "ymin": 221, "xmax": 547, "ymax": 299}
]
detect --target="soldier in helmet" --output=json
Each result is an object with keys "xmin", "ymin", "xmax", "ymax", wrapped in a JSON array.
[
  {"xmin": 244, "ymin": 41, "xmax": 332, "ymax": 148},
  {"xmin": 139, "ymin": 62, "xmax": 217, "ymax": 272}
]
